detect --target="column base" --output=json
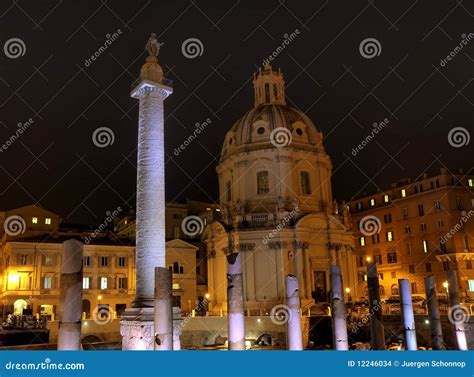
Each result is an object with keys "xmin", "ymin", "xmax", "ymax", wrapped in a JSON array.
[{"xmin": 120, "ymin": 307, "xmax": 155, "ymax": 350}]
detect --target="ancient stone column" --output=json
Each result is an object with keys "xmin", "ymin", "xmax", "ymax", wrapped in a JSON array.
[
  {"xmin": 154, "ymin": 267, "xmax": 173, "ymax": 350},
  {"xmin": 424, "ymin": 275, "xmax": 444, "ymax": 350},
  {"xmin": 286, "ymin": 275, "xmax": 303, "ymax": 350},
  {"xmin": 398, "ymin": 279, "xmax": 417, "ymax": 350},
  {"xmin": 172, "ymin": 307, "xmax": 182, "ymax": 350},
  {"xmin": 227, "ymin": 253, "xmax": 245, "ymax": 350},
  {"xmin": 366, "ymin": 263, "xmax": 385, "ymax": 350},
  {"xmin": 57, "ymin": 239, "xmax": 83, "ymax": 350},
  {"xmin": 330, "ymin": 265, "xmax": 348, "ymax": 350},
  {"xmin": 447, "ymin": 269, "xmax": 468, "ymax": 350},
  {"xmin": 121, "ymin": 34, "xmax": 173, "ymax": 350}
]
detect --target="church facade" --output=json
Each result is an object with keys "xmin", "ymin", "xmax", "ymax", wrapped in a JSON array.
[{"xmin": 203, "ymin": 65, "xmax": 358, "ymax": 315}]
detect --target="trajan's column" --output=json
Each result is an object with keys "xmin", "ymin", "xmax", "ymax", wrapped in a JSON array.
[{"xmin": 121, "ymin": 34, "xmax": 173, "ymax": 350}]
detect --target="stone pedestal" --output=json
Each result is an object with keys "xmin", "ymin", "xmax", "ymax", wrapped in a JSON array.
[{"xmin": 121, "ymin": 308, "xmax": 155, "ymax": 350}]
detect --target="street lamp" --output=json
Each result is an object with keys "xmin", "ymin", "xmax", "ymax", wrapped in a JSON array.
[
  {"xmin": 443, "ymin": 281, "xmax": 449, "ymax": 294},
  {"xmin": 366, "ymin": 256, "xmax": 371, "ymax": 263},
  {"xmin": 98, "ymin": 295, "xmax": 102, "ymax": 305}
]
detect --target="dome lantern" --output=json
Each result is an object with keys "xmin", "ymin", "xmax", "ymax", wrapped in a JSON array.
[{"xmin": 253, "ymin": 63, "xmax": 286, "ymax": 107}]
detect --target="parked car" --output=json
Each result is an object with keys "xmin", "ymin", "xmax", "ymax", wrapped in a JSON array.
[{"xmin": 383, "ymin": 295, "xmax": 426, "ymax": 314}]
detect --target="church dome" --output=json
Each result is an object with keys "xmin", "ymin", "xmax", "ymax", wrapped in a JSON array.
[{"xmin": 221, "ymin": 64, "xmax": 324, "ymax": 161}]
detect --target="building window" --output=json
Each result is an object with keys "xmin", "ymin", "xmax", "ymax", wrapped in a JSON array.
[
  {"xmin": 359, "ymin": 237, "xmax": 366, "ymax": 247},
  {"xmin": 468, "ymin": 279, "xmax": 474, "ymax": 292},
  {"xmin": 440, "ymin": 238, "xmax": 448, "ymax": 253},
  {"xmin": 387, "ymin": 252, "xmax": 397, "ymax": 263},
  {"xmin": 403, "ymin": 208, "xmax": 408, "ymax": 219},
  {"xmin": 407, "ymin": 242, "xmax": 412, "ymax": 255},
  {"xmin": 467, "ymin": 260, "xmax": 473, "ymax": 270},
  {"xmin": 83, "ymin": 256, "xmax": 91, "ymax": 267},
  {"xmin": 226, "ymin": 180, "xmax": 232, "ymax": 202},
  {"xmin": 100, "ymin": 277, "xmax": 108, "ymax": 290},
  {"xmin": 43, "ymin": 276, "xmax": 52, "ymax": 289},
  {"xmin": 32, "ymin": 217, "xmax": 38, "ymax": 224},
  {"xmin": 179, "ymin": 266, "xmax": 184, "ymax": 274},
  {"xmin": 386, "ymin": 231, "xmax": 393, "ymax": 242},
  {"xmin": 391, "ymin": 284, "xmax": 399, "ymax": 295},
  {"xmin": 83, "ymin": 277, "xmax": 90, "ymax": 289},
  {"xmin": 442, "ymin": 261, "xmax": 450, "ymax": 271},
  {"xmin": 257, "ymin": 171, "xmax": 269, "ymax": 195},
  {"xmin": 425, "ymin": 263, "xmax": 432, "ymax": 273},
  {"xmin": 437, "ymin": 219, "xmax": 444, "ymax": 228},
  {"xmin": 422, "ymin": 240, "xmax": 429, "ymax": 253},
  {"xmin": 384, "ymin": 194, "xmax": 389, "ymax": 203},
  {"xmin": 409, "ymin": 265, "xmax": 415, "ymax": 274},
  {"xmin": 374, "ymin": 254, "xmax": 382, "ymax": 264},
  {"xmin": 356, "ymin": 202, "xmax": 362, "ymax": 210},
  {"xmin": 418, "ymin": 204, "xmax": 424, "ymax": 216},
  {"xmin": 372, "ymin": 234, "xmax": 380, "ymax": 244},
  {"xmin": 19, "ymin": 254, "xmax": 28, "ymax": 265},
  {"xmin": 300, "ymin": 171, "xmax": 311, "ymax": 195},
  {"xmin": 384, "ymin": 214, "xmax": 392, "ymax": 223},
  {"xmin": 464, "ymin": 235, "xmax": 470, "ymax": 250},
  {"xmin": 405, "ymin": 226, "xmax": 411, "ymax": 234},
  {"xmin": 264, "ymin": 83, "xmax": 270, "ymax": 103},
  {"xmin": 400, "ymin": 189, "xmax": 406, "ymax": 198},
  {"xmin": 434, "ymin": 200, "xmax": 441, "ymax": 211},
  {"xmin": 173, "ymin": 227, "xmax": 180, "ymax": 239},
  {"xmin": 118, "ymin": 257, "xmax": 127, "ymax": 267},
  {"xmin": 411, "ymin": 283, "xmax": 417, "ymax": 294},
  {"xmin": 456, "ymin": 197, "xmax": 463, "ymax": 210},
  {"xmin": 468, "ymin": 179, "xmax": 473, "ymax": 187},
  {"xmin": 118, "ymin": 277, "xmax": 128, "ymax": 289},
  {"xmin": 391, "ymin": 271, "xmax": 396, "ymax": 279},
  {"xmin": 100, "ymin": 256, "xmax": 109, "ymax": 267},
  {"xmin": 370, "ymin": 198, "xmax": 375, "ymax": 207},
  {"xmin": 45, "ymin": 218, "xmax": 51, "ymax": 225},
  {"xmin": 420, "ymin": 223, "xmax": 427, "ymax": 231},
  {"xmin": 173, "ymin": 262, "xmax": 180, "ymax": 274},
  {"xmin": 43, "ymin": 255, "xmax": 54, "ymax": 266}
]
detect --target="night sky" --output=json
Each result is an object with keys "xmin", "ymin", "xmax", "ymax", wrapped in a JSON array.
[{"xmin": 0, "ymin": 0, "xmax": 472, "ymax": 225}]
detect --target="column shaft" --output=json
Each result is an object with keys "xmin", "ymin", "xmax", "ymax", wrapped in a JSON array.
[
  {"xmin": 424, "ymin": 275, "xmax": 444, "ymax": 350},
  {"xmin": 286, "ymin": 275, "xmax": 303, "ymax": 350},
  {"xmin": 227, "ymin": 253, "xmax": 245, "ymax": 350},
  {"xmin": 154, "ymin": 267, "xmax": 173, "ymax": 350},
  {"xmin": 330, "ymin": 264, "xmax": 348, "ymax": 350},
  {"xmin": 366, "ymin": 263, "xmax": 385, "ymax": 350},
  {"xmin": 399, "ymin": 279, "xmax": 417, "ymax": 350},
  {"xmin": 447, "ymin": 269, "xmax": 468, "ymax": 350}
]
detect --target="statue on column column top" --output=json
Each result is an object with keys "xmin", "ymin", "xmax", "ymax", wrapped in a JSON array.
[{"xmin": 145, "ymin": 33, "xmax": 164, "ymax": 61}]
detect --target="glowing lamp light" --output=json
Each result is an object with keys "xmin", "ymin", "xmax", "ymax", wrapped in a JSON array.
[
  {"xmin": 345, "ymin": 288, "xmax": 351, "ymax": 293},
  {"xmin": 366, "ymin": 256, "xmax": 372, "ymax": 262},
  {"xmin": 204, "ymin": 293, "xmax": 210, "ymax": 300},
  {"xmin": 442, "ymin": 281, "xmax": 448, "ymax": 289},
  {"xmin": 9, "ymin": 273, "xmax": 20, "ymax": 283}
]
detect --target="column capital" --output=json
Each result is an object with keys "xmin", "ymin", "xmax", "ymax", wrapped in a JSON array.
[{"xmin": 130, "ymin": 79, "xmax": 173, "ymax": 99}]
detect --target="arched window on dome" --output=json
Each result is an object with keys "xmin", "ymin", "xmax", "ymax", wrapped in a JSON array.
[
  {"xmin": 226, "ymin": 180, "xmax": 232, "ymax": 202},
  {"xmin": 273, "ymin": 84, "xmax": 278, "ymax": 100},
  {"xmin": 264, "ymin": 84, "xmax": 270, "ymax": 103},
  {"xmin": 300, "ymin": 171, "xmax": 311, "ymax": 195},
  {"xmin": 257, "ymin": 171, "xmax": 269, "ymax": 195}
]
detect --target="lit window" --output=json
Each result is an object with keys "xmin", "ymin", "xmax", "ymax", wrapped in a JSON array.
[
  {"xmin": 43, "ymin": 276, "xmax": 52, "ymax": 289},
  {"xmin": 383, "ymin": 194, "xmax": 389, "ymax": 203},
  {"xmin": 468, "ymin": 279, "xmax": 474, "ymax": 292},
  {"xmin": 356, "ymin": 202, "xmax": 362, "ymax": 210},
  {"xmin": 32, "ymin": 217, "xmax": 38, "ymax": 224},
  {"xmin": 83, "ymin": 277, "xmax": 90, "ymax": 289},
  {"xmin": 359, "ymin": 237, "xmax": 366, "ymax": 247},
  {"xmin": 118, "ymin": 277, "xmax": 128, "ymax": 289},
  {"xmin": 421, "ymin": 223, "xmax": 427, "ymax": 231},
  {"xmin": 370, "ymin": 198, "xmax": 375, "ymax": 206},
  {"xmin": 45, "ymin": 218, "xmax": 51, "ymax": 225},
  {"xmin": 100, "ymin": 277, "xmax": 108, "ymax": 290},
  {"xmin": 400, "ymin": 189, "xmax": 406, "ymax": 198},
  {"xmin": 422, "ymin": 240, "xmax": 429, "ymax": 253},
  {"xmin": 407, "ymin": 242, "xmax": 412, "ymax": 255},
  {"xmin": 386, "ymin": 231, "xmax": 393, "ymax": 242},
  {"xmin": 468, "ymin": 179, "xmax": 473, "ymax": 187}
]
